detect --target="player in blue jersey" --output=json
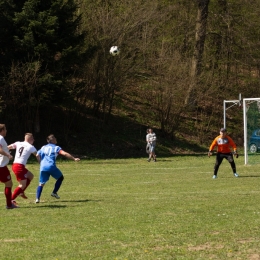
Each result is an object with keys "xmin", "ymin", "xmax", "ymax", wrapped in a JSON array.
[{"xmin": 35, "ymin": 134, "xmax": 80, "ymax": 203}]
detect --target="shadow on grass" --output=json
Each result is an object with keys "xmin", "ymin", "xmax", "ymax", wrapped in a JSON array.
[
  {"xmin": 22, "ymin": 199, "xmax": 101, "ymax": 209},
  {"xmin": 59, "ymin": 199, "xmax": 101, "ymax": 203},
  {"xmin": 26, "ymin": 204, "xmax": 67, "ymax": 209},
  {"xmin": 237, "ymin": 175, "xmax": 260, "ymax": 178}
]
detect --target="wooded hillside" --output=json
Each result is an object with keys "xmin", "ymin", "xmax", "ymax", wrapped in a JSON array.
[{"xmin": 0, "ymin": 0, "xmax": 259, "ymax": 157}]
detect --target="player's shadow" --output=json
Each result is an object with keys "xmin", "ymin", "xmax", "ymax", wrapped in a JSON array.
[
  {"xmin": 60, "ymin": 199, "xmax": 101, "ymax": 203},
  {"xmin": 21, "ymin": 199, "xmax": 102, "ymax": 209},
  {"xmin": 237, "ymin": 175, "xmax": 260, "ymax": 178},
  {"xmin": 25, "ymin": 204, "xmax": 67, "ymax": 209}
]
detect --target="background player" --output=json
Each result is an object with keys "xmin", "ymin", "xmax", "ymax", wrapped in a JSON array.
[{"xmin": 146, "ymin": 128, "xmax": 157, "ymax": 162}]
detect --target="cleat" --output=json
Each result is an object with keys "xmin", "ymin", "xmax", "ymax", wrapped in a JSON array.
[
  {"xmin": 35, "ymin": 199, "xmax": 40, "ymax": 203},
  {"xmin": 51, "ymin": 193, "xmax": 60, "ymax": 199},
  {"xmin": 212, "ymin": 175, "xmax": 218, "ymax": 179},
  {"xmin": 147, "ymin": 158, "xmax": 151, "ymax": 162},
  {"xmin": 234, "ymin": 173, "xmax": 239, "ymax": 177},
  {"xmin": 20, "ymin": 193, "xmax": 28, "ymax": 199},
  {"xmin": 12, "ymin": 200, "xmax": 18, "ymax": 207},
  {"xmin": 6, "ymin": 203, "xmax": 19, "ymax": 209}
]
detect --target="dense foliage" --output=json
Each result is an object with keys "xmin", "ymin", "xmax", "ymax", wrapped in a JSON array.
[{"xmin": 0, "ymin": 0, "xmax": 260, "ymax": 155}]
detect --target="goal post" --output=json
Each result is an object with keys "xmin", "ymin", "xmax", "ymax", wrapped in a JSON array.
[
  {"xmin": 243, "ymin": 97, "xmax": 260, "ymax": 165},
  {"xmin": 223, "ymin": 93, "xmax": 241, "ymax": 128}
]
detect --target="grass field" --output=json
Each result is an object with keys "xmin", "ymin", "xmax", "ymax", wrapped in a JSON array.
[{"xmin": 1, "ymin": 155, "xmax": 260, "ymax": 260}]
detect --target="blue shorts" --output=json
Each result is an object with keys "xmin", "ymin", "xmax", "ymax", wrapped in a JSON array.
[
  {"xmin": 39, "ymin": 168, "xmax": 63, "ymax": 184},
  {"xmin": 150, "ymin": 143, "xmax": 156, "ymax": 152}
]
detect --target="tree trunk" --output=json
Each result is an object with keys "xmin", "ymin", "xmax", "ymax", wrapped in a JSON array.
[{"xmin": 185, "ymin": 0, "xmax": 210, "ymax": 107}]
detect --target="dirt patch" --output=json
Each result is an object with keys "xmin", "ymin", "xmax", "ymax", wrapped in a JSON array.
[
  {"xmin": 188, "ymin": 242, "xmax": 224, "ymax": 251},
  {"xmin": 2, "ymin": 238, "xmax": 26, "ymax": 242}
]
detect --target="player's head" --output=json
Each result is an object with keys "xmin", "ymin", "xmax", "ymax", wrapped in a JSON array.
[
  {"xmin": 220, "ymin": 128, "xmax": 227, "ymax": 137},
  {"xmin": 47, "ymin": 134, "xmax": 57, "ymax": 144},
  {"xmin": 25, "ymin": 133, "xmax": 34, "ymax": 144},
  {"xmin": 0, "ymin": 124, "xmax": 7, "ymax": 136}
]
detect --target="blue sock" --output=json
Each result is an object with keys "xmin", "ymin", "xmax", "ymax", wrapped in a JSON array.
[
  {"xmin": 36, "ymin": 186, "xmax": 43, "ymax": 199},
  {"xmin": 53, "ymin": 178, "xmax": 63, "ymax": 193}
]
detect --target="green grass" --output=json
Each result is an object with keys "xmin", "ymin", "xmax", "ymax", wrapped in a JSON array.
[{"xmin": 1, "ymin": 156, "xmax": 260, "ymax": 259}]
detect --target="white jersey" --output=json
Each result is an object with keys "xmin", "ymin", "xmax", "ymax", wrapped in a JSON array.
[
  {"xmin": 146, "ymin": 133, "xmax": 157, "ymax": 144},
  {"xmin": 11, "ymin": 141, "xmax": 37, "ymax": 165},
  {"xmin": 0, "ymin": 135, "xmax": 10, "ymax": 167}
]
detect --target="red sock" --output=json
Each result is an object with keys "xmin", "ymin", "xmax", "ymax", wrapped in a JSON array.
[
  {"xmin": 12, "ymin": 187, "xmax": 23, "ymax": 200},
  {"xmin": 5, "ymin": 187, "xmax": 12, "ymax": 207}
]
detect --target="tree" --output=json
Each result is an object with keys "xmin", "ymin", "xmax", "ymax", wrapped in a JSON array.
[
  {"xmin": 185, "ymin": 0, "xmax": 210, "ymax": 107},
  {"xmin": 0, "ymin": 0, "xmax": 90, "ymax": 136}
]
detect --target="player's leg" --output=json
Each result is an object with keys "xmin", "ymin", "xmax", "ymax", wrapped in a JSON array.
[
  {"xmin": 0, "ymin": 166, "xmax": 17, "ymax": 209},
  {"xmin": 213, "ymin": 153, "xmax": 224, "ymax": 178},
  {"xmin": 4, "ymin": 179, "xmax": 14, "ymax": 208},
  {"xmin": 147, "ymin": 143, "xmax": 152, "ymax": 162},
  {"xmin": 35, "ymin": 171, "xmax": 49, "ymax": 203},
  {"xmin": 11, "ymin": 164, "xmax": 31, "ymax": 201},
  {"xmin": 150, "ymin": 144, "xmax": 156, "ymax": 162},
  {"xmin": 11, "ymin": 164, "xmax": 26, "ymax": 199},
  {"xmin": 35, "ymin": 184, "xmax": 45, "ymax": 203},
  {"xmin": 152, "ymin": 144, "xmax": 156, "ymax": 161},
  {"xmin": 148, "ymin": 153, "xmax": 151, "ymax": 162},
  {"xmin": 227, "ymin": 153, "xmax": 239, "ymax": 177},
  {"xmin": 51, "ymin": 168, "xmax": 64, "ymax": 199},
  {"xmin": 20, "ymin": 170, "xmax": 34, "ymax": 199},
  {"xmin": 12, "ymin": 179, "xmax": 27, "ymax": 202}
]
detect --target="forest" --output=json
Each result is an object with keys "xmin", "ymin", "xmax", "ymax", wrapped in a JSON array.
[{"xmin": 0, "ymin": 0, "xmax": 260, "ymax": 158}]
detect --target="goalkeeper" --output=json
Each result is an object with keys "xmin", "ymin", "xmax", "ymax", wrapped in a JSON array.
[{"xmin": 208, "ymin": 128, "xmax": 239, "ymax": 179}]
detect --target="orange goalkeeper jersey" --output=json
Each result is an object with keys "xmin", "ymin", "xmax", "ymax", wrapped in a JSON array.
[{"xmin": 209, "ymin": 135, "xmax": 237, "ymax": 153}]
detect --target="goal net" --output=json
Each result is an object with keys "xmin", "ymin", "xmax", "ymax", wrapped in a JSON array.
[{"xmin": 243, "ymin": 98, "xmax": 260, "ymax": 164}]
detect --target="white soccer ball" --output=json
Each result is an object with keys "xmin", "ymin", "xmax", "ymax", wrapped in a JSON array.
[{"xmin": 109, "ymin": 46, "xmax": 120, "ymax": 56}]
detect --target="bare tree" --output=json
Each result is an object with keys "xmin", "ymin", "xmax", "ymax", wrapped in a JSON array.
[
  {"xmin": 4, "ymin": 60, "xmax": 42, "ymax": 134},
  {"xmin": 185, "ymin": 0, "xmax": 210, "ymax": 107}
]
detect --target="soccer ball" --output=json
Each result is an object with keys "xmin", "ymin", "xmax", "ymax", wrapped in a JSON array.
[{"xmin": 109, "ymin": 46, "xmax": 120, "ymax": 56}]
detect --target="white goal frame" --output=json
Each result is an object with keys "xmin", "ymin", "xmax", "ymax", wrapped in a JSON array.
[
  {"xmin": 243, "ymin": 97, "xmax": 260, "ymax": 164},
  {"xmin": 223, "ymin": 93, "xmax": 241, "ymax": 129}
]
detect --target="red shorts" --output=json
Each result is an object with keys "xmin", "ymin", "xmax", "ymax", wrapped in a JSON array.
[
  {"xmin": 12, "ymin": 163, "xmax": 28, "ymax": 181},
  {"xmin": 0, "ymin": 166, "xmax": 12, "ymax": 183}
]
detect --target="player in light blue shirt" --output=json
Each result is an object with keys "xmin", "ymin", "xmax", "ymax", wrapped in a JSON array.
[{"xmin": 35, "ymin": 134, "xmax": 80, "ymax": 203}]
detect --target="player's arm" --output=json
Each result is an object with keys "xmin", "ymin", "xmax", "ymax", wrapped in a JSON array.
[
  {"xmin": 7, "ymin": 144, "xmax": 15, "ymax": 150},
  {"xmin": 228, "ymin": 136, "xmax": 237, "ymax": 152},
  {"xmin": 33, "ymin": 152, "xmax": 41, "ymax": 163},
  {"xmin": 36, "ymin": 149, "xmax": 42, "ymax": 163},
  {"xmin": 228, "ymin": 136, "xmax": 238, "ymax": 156},
  {"xmin": 0, "ymin": 145, "xmax": 13, "ymax": 160},
  {"xmin": 208, "ymin": 138, "xmax": 217, "ymax": 157},
  {"xmin": 59, "ymin": 150, "xmax": 80, "ymax": 161}
]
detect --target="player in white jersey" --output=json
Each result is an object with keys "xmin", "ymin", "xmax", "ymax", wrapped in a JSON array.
[
  {"xmin": 146, "ymin": 128, "xmax": 157, "ymax": 162},
  {"xmin": 0, "ymin": 124, "xmax": 18, "ymax": 209},
  {"xmin": 8, "ymin": 133, "xmax": 39, "ymax": 205}
]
